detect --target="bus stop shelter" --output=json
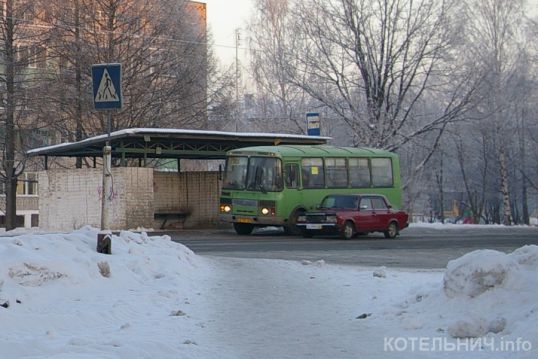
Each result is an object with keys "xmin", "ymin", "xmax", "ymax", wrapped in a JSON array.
[
  {"xmin": 28, "ymin": 128, "xmax": 329, "ymax": 231},
  {"xmin": 28, "ymin": 128, "xmax": 329, "ymax": 167}
]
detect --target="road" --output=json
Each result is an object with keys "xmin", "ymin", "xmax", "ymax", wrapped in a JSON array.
[{"xmin": 167, "ymin": 225, "xmax": 538, "ymax": 269}]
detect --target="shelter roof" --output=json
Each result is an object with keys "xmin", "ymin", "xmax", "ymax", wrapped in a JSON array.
[{"xmin": 27, "ymin": 128, "xmax": 330, "ymax": 160}]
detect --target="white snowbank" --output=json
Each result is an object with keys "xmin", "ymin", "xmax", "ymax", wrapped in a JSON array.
[
  {"xmin": 0, "ymin": 228, "xmax": 536, "ymax": 358},
  {"xmin": 443, "ymin": 249, "xmax": 518, "ymax": 298},
  {"xmin": 388, "ymin": 245, "xmax": 538, "ymax": 345}
]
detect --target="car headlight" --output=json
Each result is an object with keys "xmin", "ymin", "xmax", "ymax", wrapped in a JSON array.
[{"xmin": 325, "ymin": 215, "xmax": 337, "ymax": 223}]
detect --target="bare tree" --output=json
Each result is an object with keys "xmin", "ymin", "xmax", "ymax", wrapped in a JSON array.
[
  {"xmin": 464, "ymin": 0, "xmax": 528, "ymax": 225},
  {"xmin": 45, "ymin": 0, "xmax": 211, "ymax": 146},
  {"xmin": 282, "ymin": 0, "xmax": 481, "ymax": 151},
  {"xmin": 248, "ymin": 0, "xmax": 312, "ymax": 133},
  {"xmin": 0, "ymin": 0, "xmax": 52, "ymax": 229}
]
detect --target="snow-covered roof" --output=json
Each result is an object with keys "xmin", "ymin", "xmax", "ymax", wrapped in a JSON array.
[{"xmin": 27, "ymin": 128, "xmax": 330, "ymax": 160}]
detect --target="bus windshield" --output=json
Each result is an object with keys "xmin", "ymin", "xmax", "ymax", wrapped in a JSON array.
[{"xmin": 223, "ymin": 156, "xmax": 283, "ymax": 192}]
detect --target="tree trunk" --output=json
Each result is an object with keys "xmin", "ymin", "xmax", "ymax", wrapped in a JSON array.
[
  {"xmin": 499, "ymin": 149, "xmax": 512, "ymax": 225},
  {"xmin": 75, "ymin": 0, "xmax": 83, "ymax": 168},
  {"xmin": 4, "ymin": 0, "xmax": 17, "ymax": 230},
  {"xmin": 5, "ymin": 177, "xmax": 17, "ymax": 230},
  {"xmin": 519, "ymin": 113, "xmax": 529, "ymax": 225},
  {"xmin": 436, "ymin": 154, "xmax": 444, "ymax": 224}
]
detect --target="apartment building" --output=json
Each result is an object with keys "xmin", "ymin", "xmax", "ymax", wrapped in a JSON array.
[{"xmin": 0, "ymin": 0, "xmax": 208, "ymax": 228}]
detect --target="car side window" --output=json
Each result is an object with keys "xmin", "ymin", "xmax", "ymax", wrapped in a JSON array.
[
  {"xmin": 371, "ymin": 197, "xmax": 388, "ymax": 210},
  {"xmin": 359, "ymin": 198, "xmax": 373, "ymax": 210},
  {"xmin": 335, "ymin": 196, "xmax": 357, "ymax": 209}
]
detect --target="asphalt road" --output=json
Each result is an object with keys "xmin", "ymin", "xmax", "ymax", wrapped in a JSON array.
[{"xmin": 167, "ymin": 225, "xmax": 538, "ymax": 269}]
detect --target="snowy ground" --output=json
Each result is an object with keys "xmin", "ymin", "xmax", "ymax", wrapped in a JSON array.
[{"xmin": 0, "ymin": 226, "xmax": 536, "ymax": 358}]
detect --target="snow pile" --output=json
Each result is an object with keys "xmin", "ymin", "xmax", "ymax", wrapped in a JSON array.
[
  {"xmin": 0, "ymin": 226, "xmax": 201, "ymax": 290},
  {"xmin": 0, "ymin": 226, "xmax": 212, "ymax": 359},
  {"xmin": 391, "ymin": 245, "xmax": 538, "ymax": 342},
  {"xmin": 443, "ymin": 249, "xmax": 518, "ymax": 298},
  {"xmin": 443, "ymin": 247, "xmax": 538, "ymax": 338},
  {"xmin": 0, "ymin": 227, "xmax": 536, "ymax": 358}
]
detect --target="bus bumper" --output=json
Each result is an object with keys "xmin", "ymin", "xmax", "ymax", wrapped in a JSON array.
[{"xmin": 219, "ymin": 214, "xmax": 285, "ymax": 226}]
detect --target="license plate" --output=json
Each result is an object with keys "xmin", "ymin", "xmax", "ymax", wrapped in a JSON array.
[
  {"xmin": 306, "ymin": 224, "xmax": 322, "ymax": 229},
  {"xmin": 237, "ymin": 217, "xmax": 253, "ymax": 224}
]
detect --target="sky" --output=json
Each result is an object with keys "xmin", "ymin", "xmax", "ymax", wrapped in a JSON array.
[
  {"xmin": 0, "ymin": 224, "xmax": 537, "ymax": 358},
  {"xmin": 204, "ymin": 0, "xmax": 253, "ymax": 67},
  {"xmin": 203, "ymin": 0, "xmax": 538, "ymax": 68}
]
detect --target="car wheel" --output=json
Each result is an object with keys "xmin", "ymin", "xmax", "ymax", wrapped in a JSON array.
[
  {"xmin": 301, "ymin": 230, "xmax": 313, "ymax": 238},
  {"xmin": 342, "ymin": 221, "xmax": 355, "ymax": 240},
  {"xmin": 384, "ymin": 222, "xmax": 398, "ymax": 239},
  {"xmin": 233, "ymin": 223, "xmax": 254, "ymax": 235}
]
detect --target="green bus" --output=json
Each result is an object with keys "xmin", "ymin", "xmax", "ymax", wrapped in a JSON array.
[{"xmin": 219, "ymin": 145, "xmax": 402, "ymax": 235}]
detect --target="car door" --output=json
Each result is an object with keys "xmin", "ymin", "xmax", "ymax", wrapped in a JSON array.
[
  {"xmin": 371, "ymin": 196, "xmax": 391, "ymax": 229},
  {"xmin": 355, "ymin": 197, "xmax": 377, "ymax": 231}
]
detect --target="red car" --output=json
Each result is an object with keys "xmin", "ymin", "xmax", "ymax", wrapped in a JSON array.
[{"xmin": 296, "ymin": 194, "xmax": 409, "ymax": 239}]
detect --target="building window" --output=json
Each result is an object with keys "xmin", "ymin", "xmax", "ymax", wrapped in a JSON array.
[
  {"xmin": 23, "ymin": 4, "xmax": 34, "ymax": 22},
  {"xmin": 16, "ymin": 172, "xmax": 38, "ymax": 196},
  {"xmin": 28, "ymin": 46, "xmax": 38, "ymax": 68}
]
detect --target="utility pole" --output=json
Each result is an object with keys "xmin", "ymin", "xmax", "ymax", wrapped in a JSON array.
[{"xmin": 235, "ymin": 28, "xmax": 241, "ymax": 132}]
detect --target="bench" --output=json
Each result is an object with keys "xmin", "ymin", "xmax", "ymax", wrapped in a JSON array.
[{"xmin": 154, "ymin": 211, "xmax": 191, "ymax": 229}]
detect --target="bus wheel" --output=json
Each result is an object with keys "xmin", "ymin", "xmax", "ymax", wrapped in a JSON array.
[
  {"xmin": 342, "ymin": 221, "xmax": 355, "ymax": 240},
  {"xmin": 233, "ymin": 223, "xmax": 254, "ymax": 235},
  {"xmin": 384, "ymin": 222, "xmax": 398, "ymax": 239},
  {"xmin": 284, "ymin": 210, "xmax": 304, "ymax": 236}
]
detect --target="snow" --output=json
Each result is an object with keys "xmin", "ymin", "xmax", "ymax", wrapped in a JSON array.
[
  {"xmin": 0, "ymin": 227, "xmax": 536, "ymax": 358},
  {"xmin": 26, "ymin": 128, "xmax": 330, "ymax": 155},
  {"xmin": 410, "ymin": 222, "xmax": 533, "ymax": 229}
]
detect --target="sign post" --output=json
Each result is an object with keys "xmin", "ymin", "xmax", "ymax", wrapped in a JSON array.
[
  {"xmin": 92, "ymin": 63, "xmax": 122, "ymax": 254},
  {"xmin": 306, "ymin": 112, "xmax": 321, "ymax": 136}
]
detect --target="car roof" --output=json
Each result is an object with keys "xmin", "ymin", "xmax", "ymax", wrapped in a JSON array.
[{"xmin": 324, "ymin": 194, "xmax": 385, "ymax": 198}]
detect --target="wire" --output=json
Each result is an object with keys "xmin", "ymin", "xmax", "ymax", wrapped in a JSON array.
[{"xmin": 0, "ymin": 15, "xmax": 255, "ymax": 52}]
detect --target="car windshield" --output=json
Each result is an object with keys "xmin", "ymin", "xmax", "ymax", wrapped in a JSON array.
[
  {"xmin": 320, "ymin": 195, "xmax": 358, "ymax": 209},
  {"xmin": 223, "ymin": 156, "xmax": 283, "ymax": 192}
]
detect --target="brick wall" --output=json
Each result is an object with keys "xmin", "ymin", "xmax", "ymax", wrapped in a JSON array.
[
  {"xmin": 153, "ymin": 171, "xmax": 222, "ymax": 228},
  {"xmin": 39, "ymin": 168, "xmax": 154, "ymax": 231},
  {"xmin": 39, "ymin": 168, "xmax": 221, "ymax": 231}
]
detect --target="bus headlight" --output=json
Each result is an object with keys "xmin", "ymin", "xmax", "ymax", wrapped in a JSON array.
[
  {"xmin": 259, "ymin": 201, "xmax": 276, "ymax": 216},
  {"xmin": 219, "ymin": 200, "xmax": 232, "ymax": 213}
]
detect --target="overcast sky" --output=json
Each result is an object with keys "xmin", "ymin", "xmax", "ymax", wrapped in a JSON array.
[
  {"xmin": 203, "ymin": 0, "xmax": 538, "ymax": 67},
  {"xmin": 204, "ymin": 0, "xmax": 253, "ymax": 66}
]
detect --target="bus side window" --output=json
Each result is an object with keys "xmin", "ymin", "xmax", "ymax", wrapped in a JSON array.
[
  {"xmin": 302, "ymin": 158, "xmax": 325, "ymax": 188},
  {"xmin": 284, "ymin": 163, "xmax": 299, "ymax": 188},
  {"xmin": 349, "ymin": 158, "xmax": 371, "ymax": 187},
  {"xmin": 371, "ymin": 158, "xmax": 393, "ymax": 187}
]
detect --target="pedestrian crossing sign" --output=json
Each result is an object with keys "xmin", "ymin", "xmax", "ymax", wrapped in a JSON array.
[{"xmin": 92, "ymin": 63, "xmax": 122, "ymax": 110}]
